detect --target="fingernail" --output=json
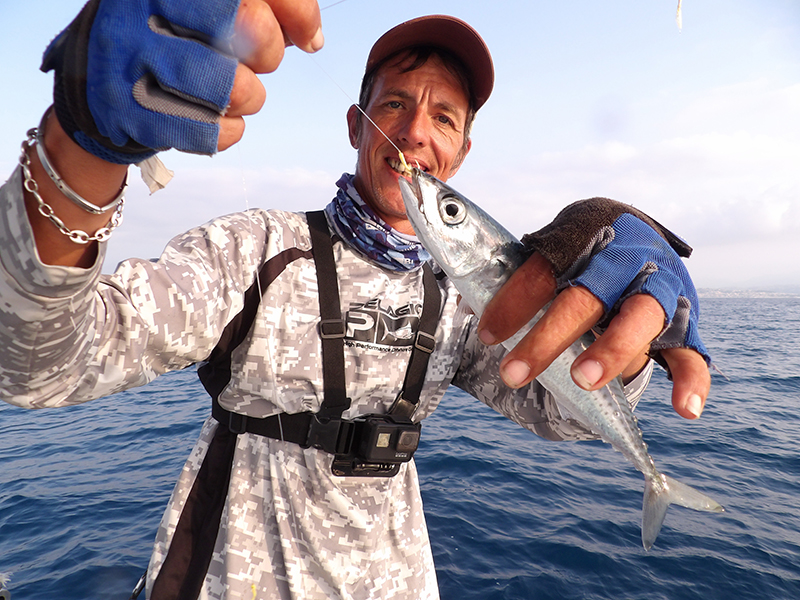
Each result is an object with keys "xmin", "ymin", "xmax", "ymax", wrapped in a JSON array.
[
  {"xmin": 501, "ymin": 359, "xmax": 531, "ymax": 388},
  {"xmin": 572, "ymin": 359, "xmax": 604, "ymax": 390},
  {"xmin": 478, "ymin": 328, "xmax": 496, "ymax": 346},
  {"xmin": 309, "ymin": 27, "xmax": 325, "ymax": 53},
  {"xmin": 685, "ymin": 393, "xmax": 703, "ymax": 419}
]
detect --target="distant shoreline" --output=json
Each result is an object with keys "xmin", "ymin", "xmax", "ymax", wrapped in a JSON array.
[{"xmin": 697, "ymin": 289, "xmax": 800, "ymax": 299}]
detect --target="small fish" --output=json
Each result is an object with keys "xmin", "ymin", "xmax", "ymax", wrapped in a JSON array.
[{"xmin": 399, "ymin": 168, "xmax": 723, "ymax": 550}]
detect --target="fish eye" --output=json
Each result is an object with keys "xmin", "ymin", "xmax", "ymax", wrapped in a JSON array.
[{"xmin": 439, "ymin": 195, "xmax": 466, "ymax": 225}]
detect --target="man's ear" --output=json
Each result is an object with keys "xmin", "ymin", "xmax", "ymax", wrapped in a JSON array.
[
  {"xmin": 347, "ymin": 104, "xmax": 361, "ymax": 149},
  {"xmin": 448, "ymin": 138, "xmax": 472, "ymax": 178}
]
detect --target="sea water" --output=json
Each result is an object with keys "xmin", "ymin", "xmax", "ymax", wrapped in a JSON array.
[{"xmin": 1, "ymin": 298, "xmax": 799, "ymax": 599}]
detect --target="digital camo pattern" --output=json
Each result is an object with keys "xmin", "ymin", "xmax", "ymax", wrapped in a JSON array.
[{"xmin": 0, "ymin": 168, "xmax": 651, "ymax": 599}]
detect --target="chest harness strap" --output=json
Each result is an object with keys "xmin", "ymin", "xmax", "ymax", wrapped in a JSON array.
[{"xmin": 207, "ymin": 210, "xmax": 441, "ymax": 475}]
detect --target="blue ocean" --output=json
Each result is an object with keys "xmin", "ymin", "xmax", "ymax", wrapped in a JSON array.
[{"xmin": 1, "ymin": 297, "xmax": 799, "ymax": 599}]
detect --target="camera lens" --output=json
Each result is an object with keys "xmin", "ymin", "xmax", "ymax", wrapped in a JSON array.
[{"xmin": 397, "ymin": 430, "xmax": 420, "ymax": 452}]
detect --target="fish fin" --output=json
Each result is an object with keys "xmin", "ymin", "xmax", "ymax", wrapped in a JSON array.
[
  {"xmin": 642, "ymin": 474, "xmax": 724, "ymax": 550},
  {"xmin": 661, "ymin": 474, "xmax": 725, "ymax": 512},
  {"xmin": 710, "ymin": 362, "xmax": 731, "ymax": 381},
  {"xmin": 642, "ymin": 477, "xmax": 671, "ymax": 551}
]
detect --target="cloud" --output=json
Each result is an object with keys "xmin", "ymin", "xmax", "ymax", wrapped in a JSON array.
[
  {"xmin": 671, "ymin": 80, "xmax": 800, "ymax": 137},
  {"xmin": 461, "ymin": 133, "xmax": 798, "ymax": 230},
  {"xmin": 453, "ymin": 81, "xmax": 800, "ymax": 289},
  {"xmin": 103, "ymin": 163, "xmax": 340, "ymax": 271}
]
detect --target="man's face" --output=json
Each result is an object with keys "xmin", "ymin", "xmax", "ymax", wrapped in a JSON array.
[{"xmin": 347, "ymin": 53, "xmax": 472, "ymax": 235}]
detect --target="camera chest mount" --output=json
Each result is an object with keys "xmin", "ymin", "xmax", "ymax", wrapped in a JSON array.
[{"xmin": 205, "ymin": 210, "xmax": 441, "ymax": 477}]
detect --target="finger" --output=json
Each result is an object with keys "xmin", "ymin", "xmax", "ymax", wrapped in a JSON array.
[
  {"xmin": 218, "ymin": 116, "xmax": 245, "ymax": 151},
  {"xmin": 227, "ymin": 64, "xmax": 266, "ymax": 117},
  {"xmin": 234, "ymin": 1, "xmax": 286, "ymax": 72},
  {"xmin": 217, "ymin": 63, "xmax": 264, "ymax": 151},
  {"xmin": 477, "ymin": 252, "xmax": 557, "ymax": 346},
  {"xmin": 234, "ymin": 0, "xmax": 323, "ymax": 72},
  {"xmin": 267, "ymin": 0, "xmax": 324, "ymax": 54},
  {"xmin": 661, "ymin": 347, "xmax": 711, "ymax": 420},
  {"xmin": 497, "ymin": 284, "xmax": 604, "ymax": 388},
  {"xmin": 571, "ymin": 293, "xmax": 665, "ymax": 391}
]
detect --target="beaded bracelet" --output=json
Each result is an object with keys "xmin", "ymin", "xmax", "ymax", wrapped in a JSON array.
[{"xmin": 19, "ymin": 128, "xmax": 124, "ymax": 244}]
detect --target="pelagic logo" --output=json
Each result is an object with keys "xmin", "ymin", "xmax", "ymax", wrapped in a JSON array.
[{"xmin": 345, "ymin": 298, "xmax": 422, "ymax": 347}]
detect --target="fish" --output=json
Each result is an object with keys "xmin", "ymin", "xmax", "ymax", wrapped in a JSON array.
[{"xmin": 398, "ymin": 168, "xmax": 723, "ymax": 550}]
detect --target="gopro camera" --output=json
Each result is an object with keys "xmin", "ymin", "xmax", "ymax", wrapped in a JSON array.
[{"xmin": 330, "ymin": 415, "xmax": 421, "ymax": 477}]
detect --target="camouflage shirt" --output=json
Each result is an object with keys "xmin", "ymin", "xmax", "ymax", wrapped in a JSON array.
[{"xmin": 0, "ymin": 167, "xmax": 651, "ymax": 599}]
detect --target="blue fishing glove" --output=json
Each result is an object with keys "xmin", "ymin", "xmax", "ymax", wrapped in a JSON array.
[
  {"xmin": 521, "ymin": 198, "xmax": 710, "ymax": 369},
  {"xmin": 41, "ymin": 0, "xmax": 240, "ymax": 164}
]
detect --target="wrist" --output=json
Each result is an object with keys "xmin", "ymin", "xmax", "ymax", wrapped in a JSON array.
[
  {"xmin": 42, "ymin": 109, "xmax": 129, "ymax": 204},
  {"xmin": 22, "ymin": 110, "xmax": 128, "ymax": 267}
]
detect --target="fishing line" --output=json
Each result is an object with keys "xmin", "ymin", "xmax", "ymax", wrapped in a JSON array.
[
  {"xmin": 320, "ymin": 0, "xmax": 351, "ymax": 9},
  {"xmin": 242, "ymin": 0, "xmax": 405, "ymax": 316},
  {"xmin": 241, "ymin": 0, "xmax": 360, "ymax": 314},
  {"xmin": 236, "ymin": 0, "xmax": 368, "ymax": 555},
  {"xmin": 242, "ymin": 0, "xmax": 358, "ymax": 295},
  {"xmin": 304, "ymin": 53, "xmax": 407, "ymax": 163},
  {"xmin": 237, "ymin": 0, "xmax": 415, "ymax": 556},
  {"xmin": 237, "ymin": 143, "xmax": 304, "ymax": 554}
]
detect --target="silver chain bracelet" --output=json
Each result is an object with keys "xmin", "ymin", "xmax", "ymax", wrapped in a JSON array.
[{"xmin": 19, "ymin": 128, "xmax": 124, "ymax": 244}]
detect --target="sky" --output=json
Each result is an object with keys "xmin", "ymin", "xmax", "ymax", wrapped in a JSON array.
[{"xmin": 1, "ymin": 0, "xmax": 798, "ymax": 290}]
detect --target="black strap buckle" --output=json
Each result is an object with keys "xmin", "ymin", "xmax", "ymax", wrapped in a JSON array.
[
  {"xmin": 414, "ymin": 330, "xmax": 436, "ymax": 353},
  {"xmin": 227, "ymin": 411, "xmax": 248, "ymax": 435},
  {"xmin": 319, "ymin": 319, "xmax": 345, "ymax": 339},
  {"xmin": 389, "ymin": 395, "xmax": 417, "ymax": 419},
  {"xmin": 304, "ymin": 414, "xmax": 354, "ymax": 455}
]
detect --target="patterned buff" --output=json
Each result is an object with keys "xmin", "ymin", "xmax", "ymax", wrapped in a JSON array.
[{"xmin": 324, "ymin": 173, "xmax": 431, "ymax": 272}]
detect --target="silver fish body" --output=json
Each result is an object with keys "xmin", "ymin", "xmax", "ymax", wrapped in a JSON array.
[{"xmin": 399, "ymin": 169, "xmax": 723, "ymax": 550}]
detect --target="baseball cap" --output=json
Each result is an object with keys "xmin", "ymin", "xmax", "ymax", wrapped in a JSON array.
[{"xmin": 364, "ymin": 15, "xmax": 494, "ymax": 110}]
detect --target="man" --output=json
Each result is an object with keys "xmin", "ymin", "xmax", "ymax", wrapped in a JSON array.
[{"xmin": 0, "ymin": 1, "xmax": 710, "ymax": 598}]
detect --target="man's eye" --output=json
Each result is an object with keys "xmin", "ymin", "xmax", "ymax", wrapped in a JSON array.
[
  {"xmin": 387, "ymin": 101, "xmax": 402, "ymax": 109},
  {"xmin": 437, "ymin": 115, "xmax": 453, "ymax": 126}
]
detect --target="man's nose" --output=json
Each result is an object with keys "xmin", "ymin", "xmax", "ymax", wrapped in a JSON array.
[{"xmin": 397, "ymin": 108, "xmax": 430, "ymax": 147}]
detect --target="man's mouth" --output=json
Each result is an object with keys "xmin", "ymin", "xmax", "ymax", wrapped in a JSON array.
[{"xmin": 388, "ymin": 156, "xmax": 426, "ymax": 177}]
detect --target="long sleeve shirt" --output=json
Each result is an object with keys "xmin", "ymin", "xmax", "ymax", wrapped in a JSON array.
[{"xmin": 0, "ymin": 167, "xmax": 651, "ymax": 599}]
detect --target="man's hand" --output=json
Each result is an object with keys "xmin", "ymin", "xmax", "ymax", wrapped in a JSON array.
[
  {"xmin": 221, "ymin": 0, "xmax": 324, "ymax": 150},
  {"xmin": 26, "ymin": 0, "xmax": 322, "ymax": 268},
  {"xmin": 476, "ymin": 199, "xmax": 712, "ymax": 420},
  {"xmin": 42, "ymin": 0, "xmax": 323, "ymax": 162}
]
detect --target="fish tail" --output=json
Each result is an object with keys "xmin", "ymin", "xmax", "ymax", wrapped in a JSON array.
[
  {"xmin": 642, "ymin": 473, "xmax": 724, "ymax": 550},
  {"xmin": 0, "ymin": 571, "xmax": 10, "ymax": 600}
]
